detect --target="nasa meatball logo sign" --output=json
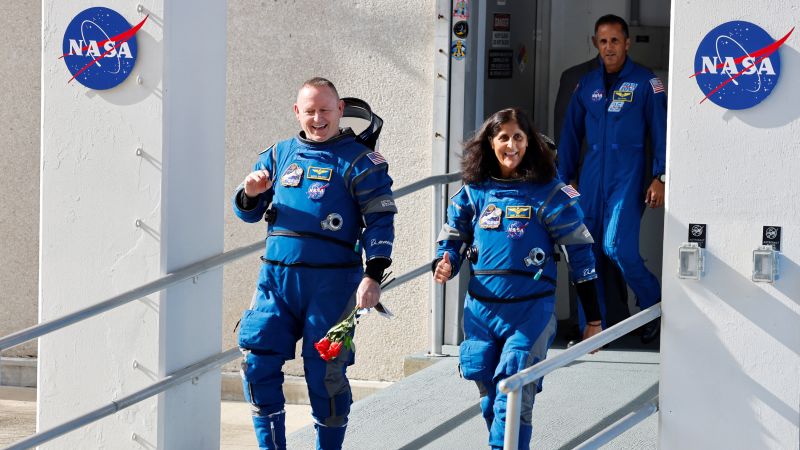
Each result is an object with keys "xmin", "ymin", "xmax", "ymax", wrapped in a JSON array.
[
  {"xmin": 62, "ymin": 7, "xmax": 148, "ymax": 90},
  {"xmin": 692, "ymin": 21, "xmax": 793, "ymax": 110}
]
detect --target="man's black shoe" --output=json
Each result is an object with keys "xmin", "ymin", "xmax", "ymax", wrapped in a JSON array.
[{"xmin": 640, "ymin": 318, "xmax": 661, "ymax": 344}]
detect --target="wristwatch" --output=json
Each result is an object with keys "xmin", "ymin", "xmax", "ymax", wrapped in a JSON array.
[{"xmin": 655, "ymin": 173, "xmax": 666, "ymax": 183}]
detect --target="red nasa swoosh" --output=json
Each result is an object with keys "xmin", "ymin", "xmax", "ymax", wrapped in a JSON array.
[
  {"xmin": 61, "ymin": 15, "xmax": 149, "ymax": 84},
  {"xmin": 690, "ymin": 27, "xmax": 793, "ymax": 104}
]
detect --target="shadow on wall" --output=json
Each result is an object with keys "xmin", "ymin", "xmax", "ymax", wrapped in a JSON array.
[
  {"xmin": 89, "ymin": 22, "xmax": 164, "ymax": 105},
  {"xmin": 662, "ymin": 211, "xmax": 799, "ymax": 449},
  {"xmin": 721, "ymin": 45, "xmax": 800, "ymax": 128}
]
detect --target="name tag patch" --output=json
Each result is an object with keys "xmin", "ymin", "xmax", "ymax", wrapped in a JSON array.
[
  {"xmin": 307, "ymin": 166, "xmax": 333, "ymax": 181},
  {"xmin": 506, "ymin": 205, "xmax": 531, "ymax": 219},
  {"xmin": 612, "ymin": 90, "xmax": 634, "ymax": 102}
]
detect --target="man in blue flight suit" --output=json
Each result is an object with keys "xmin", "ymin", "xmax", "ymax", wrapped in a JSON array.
[
  {"xmin": 558, "ymin": 15, "xmax": 666, "ymax": 343},
  {"xmin": 232, "ymin": 77, "xmax": 396, "ymax": 449}
]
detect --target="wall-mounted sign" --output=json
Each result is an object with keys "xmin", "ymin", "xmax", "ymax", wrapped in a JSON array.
[
  {"xmin": 453, "ymin": 0, "xmax": 469, "ymax": 20},
  {"xmin": 493, "ymin": 13, "xmax": 510, "ymax": 32},
  {"xmin": 453, "ymin": 21, "xmax": 468, "ymax": 39},
  {"xmin": 692, "ymin": 21, "xmax": 793, "ymax": 109},
  {"xmin": 62, "ymin": 7, "xmax": 148, "ymax": 90},
  {"xmin": 492, "ymin": 31, "xmax": 510, "ymax": 48},
  {"xmin": 451, "ymin": 39, "xmax": 467, "ymax": 60},
  {"xmin": 762, "ymin": 226, "xmax": 782, "ymax": 251},
  {"xmin": 488, "ymin": 49, "xmax": 513, "ymax": 79},
  {"xmin": 688, "ymin": 223, "xmax": 707, "ymax": 248}
]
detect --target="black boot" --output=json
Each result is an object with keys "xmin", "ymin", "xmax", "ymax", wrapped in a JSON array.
[{"xmin": 640, "ymin": 318, "xmax": 660, "ymax": 344}]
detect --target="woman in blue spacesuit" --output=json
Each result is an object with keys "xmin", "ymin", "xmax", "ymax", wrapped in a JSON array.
[{"xmin": 432, "ymin": 108, "xmax": 603, "ymax": 449}]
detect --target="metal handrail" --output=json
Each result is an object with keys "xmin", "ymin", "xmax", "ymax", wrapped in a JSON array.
[
  {"xmin": 0, "ymin": 172, "xmax": 463, "ymax": 352},
  {"xmin": 3, "ymin": 348, "xmax": 240, "ymax": 450},
  {"xmin": 1, "ymin": 266, "xmax": 436, "ymax": 450},
  {"xmin": 573, "ymin": 397, "xmax": 659, "ymax": 450},
  {"xmin": 0, "ymin": 242, "xmax": 263, "ymax": 352},
  {"xmin": 0, "ymin": 171, "xmax": 461, "ymax": 449},
  {"xmin": 499, "ymin": 303, "xmax": 662, "ymax": 450},
  {"xmin": 393, "ymin": 172, "xmax": 461, "ymax": 198}
]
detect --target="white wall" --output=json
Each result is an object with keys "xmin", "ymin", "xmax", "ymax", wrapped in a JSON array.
[
  {"xmin": 661, "ymin": 2, "xmax": 800, "ymax": 448},
  {"xmin": 0, "ymin": 0, "xmax": 40, "ymax": 360},
  {"xmin": 0, "ymin": 0, "xmax": 435, "ymax": 394},
  {"xmin": 39, "ymin": 0, "xmax": 225, "ymax": 447},
  {"xmin": 223, "ymin": 0, "xmax": 436, "ymax": 381}
]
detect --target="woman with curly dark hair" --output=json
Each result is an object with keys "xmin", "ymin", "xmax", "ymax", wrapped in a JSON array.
[
  {"xmin": 432, "ymin": 108, "xmax": 602, "ymax": 449},
  {"xmin": 460, "ymin": 108, "xmax": 556, "ymax": 185}
]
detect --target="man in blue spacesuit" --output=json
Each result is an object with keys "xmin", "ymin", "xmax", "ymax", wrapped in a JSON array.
[
  {"xmin": 232, "ymin": 78, "xmax": 396, "ymax": 449},
  {"xmin": 558, "ymin": 14, "xmax": 666, "ymax": 343}
]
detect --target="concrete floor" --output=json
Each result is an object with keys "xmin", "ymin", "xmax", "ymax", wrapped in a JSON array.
[{"xmin": 0, "ymin": 386, "xmax": 312, "ymax": 449}]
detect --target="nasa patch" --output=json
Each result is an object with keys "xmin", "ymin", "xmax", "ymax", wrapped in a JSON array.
[
  {"xmin": 693, "ymin": 21, "xmax": 792, "ymax": 109},
  {"xmin": 307, "ymin": 182, "xmax": 329, "ymax": 200},
  {"xmin": 591, "ymin": 89, "xmax": 603, "ymax": 102},
  {"xmin": 506, "ymin": 221, "xmax": 527, "ymax": 240},
  {"xmin": 62, "ymin": 7, "xmax": 147, "ymax": 90}
]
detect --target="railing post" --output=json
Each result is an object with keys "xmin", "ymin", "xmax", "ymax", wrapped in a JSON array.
[
  {"xmin": 430, "ymin": 183, "xmax": 445, "ymax": 356},
  {"xmin": 504, "ymin": 387, "xmax": 522, "ymax": 450}
]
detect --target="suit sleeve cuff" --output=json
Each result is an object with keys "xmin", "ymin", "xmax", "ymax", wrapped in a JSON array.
[{"xmin": 365, "ymin": 257, "xmax": 391, "ymax": 282}]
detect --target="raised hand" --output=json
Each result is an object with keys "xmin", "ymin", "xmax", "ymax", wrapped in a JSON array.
[
  {"xmin": 433, "ymin": 252, "xmax": 453, "ymax": 285},
  {"xmin": 244, "ymin": 169, "xmax": 273, "ymax": 197}
]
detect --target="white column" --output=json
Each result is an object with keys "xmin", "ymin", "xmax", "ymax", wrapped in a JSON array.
[
  {"xmin": 661, "ymin": 2, "xmax": 800, "ymax": 448},
  {"xmin": 39, "ymin": 0, "xmax": 226, "ymax": 448},
  {"xmin": 157, "ymin": 0, "xmax": 226, "ymax": 447}
]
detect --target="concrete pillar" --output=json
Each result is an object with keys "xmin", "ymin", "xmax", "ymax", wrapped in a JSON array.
[
  {"xmin": 661, "ymin": 2, "xmax": 800, "ymax": 448},
  {"xmin": 39, "ymin": 1, "xmax": 226, "ymax": 448}
]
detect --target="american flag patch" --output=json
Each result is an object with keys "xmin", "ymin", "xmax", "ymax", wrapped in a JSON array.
[
  {"xmin": 650, "ymin": 77, "xmax": 665, "ymax": 94},
  {"xmin": 561, "ymin": 185, "xmax": 580, "ymax": 198},
  {"xmin": 366, "ymin": 151, "xmax": 387, "ymax": 165}
]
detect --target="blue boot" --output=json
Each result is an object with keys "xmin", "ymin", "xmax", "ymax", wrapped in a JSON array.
[
  {"xmin": 489, "ymin": 423, "xmax": 532, "ymax": 450},
  {"xmin": 252, "ymin": 410, "xmax": 286, "ymax": 450},
  {"xmin": 315, "ymin": 423, "xmax": 347, "ymax": 450}
]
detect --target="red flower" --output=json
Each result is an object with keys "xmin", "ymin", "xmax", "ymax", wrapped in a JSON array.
[
  {"xmin": 328, "ymin": 341, "xmax": 343, "ymax": 359},
  {"xmin": 313, "ymin": 307, "xmax": 359, "ymax": 362},
  {"xmin": 314, "ymin": 337, "xmax": 331, "ymax": 360}
]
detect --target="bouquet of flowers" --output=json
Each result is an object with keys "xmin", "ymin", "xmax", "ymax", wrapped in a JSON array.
[
  {"xmin": 314, "ymin": 307, "xmax": 357, "ymax": 361},
  {"xmin": 314, "ymin": 302, "xmax": 393, "ymax": 362}
]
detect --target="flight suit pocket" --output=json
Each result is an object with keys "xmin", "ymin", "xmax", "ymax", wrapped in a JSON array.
[
  {"xmin": 238, "ymin": 309, "xmax": 278, "ymax": 351},
  {"xmin": 459, "ymin": 339, "xmax": 498, "ymax": 382}
]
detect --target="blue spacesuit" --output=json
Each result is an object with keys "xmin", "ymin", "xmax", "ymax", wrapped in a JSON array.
[
  {"xmin": 436, "ymin": 178, "xmax": 597, "ymax": 449},
  {"xmin": 558, "ymin": 57, "xmax": 666, "ymax": 327},
  {"xmin": 233, "ymin": 128, "xmax": 396, "ymax": 450}
]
